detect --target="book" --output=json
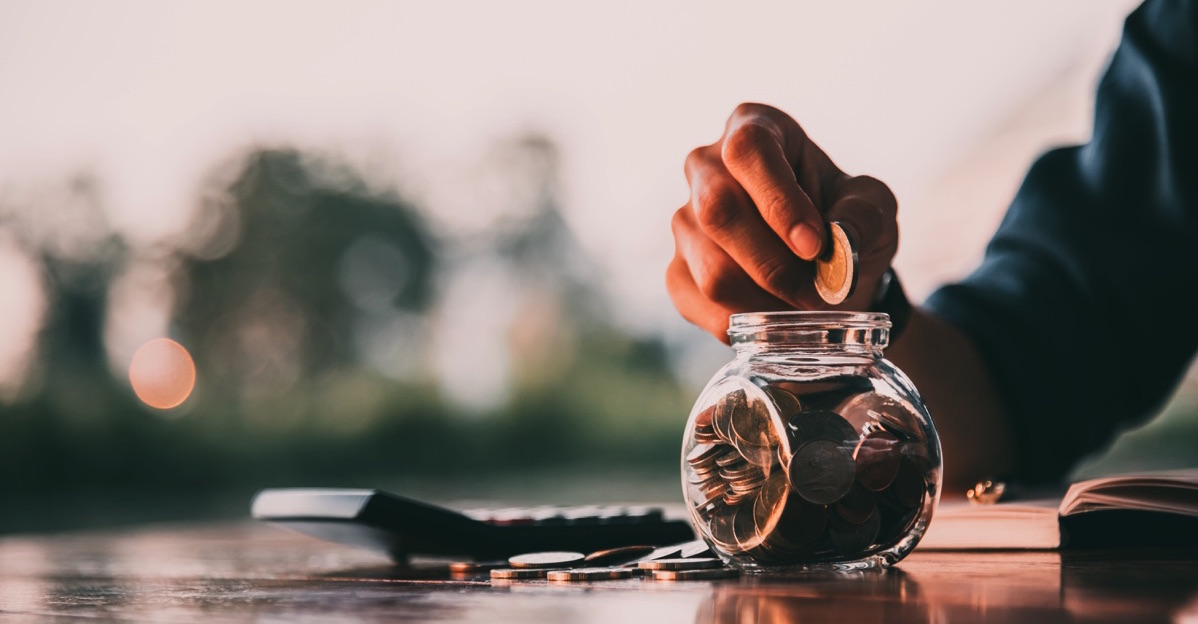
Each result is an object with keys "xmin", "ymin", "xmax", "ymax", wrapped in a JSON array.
[{"xmin": 918, "ymin": 468, "xmax": 1198, "ymax": 550}]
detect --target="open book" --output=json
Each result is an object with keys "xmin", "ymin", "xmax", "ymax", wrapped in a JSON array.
[{"xmin": 918, "ymin": 468, "xmax": 1198, "ymax": 550}]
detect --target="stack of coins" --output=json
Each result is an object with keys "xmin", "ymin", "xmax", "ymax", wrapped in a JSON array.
[{"xmin": 685, "ymin": 385, "xmax": 931, "ymax": 564}]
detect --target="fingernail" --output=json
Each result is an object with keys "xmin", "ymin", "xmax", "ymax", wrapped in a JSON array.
[{"xmin": 790, "ymin": 224, "xmax": 822, "ymax": 260}]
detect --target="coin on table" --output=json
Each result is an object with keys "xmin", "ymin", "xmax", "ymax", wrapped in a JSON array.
[
  {"xmin": 828, "ymin": 507, "xmax": 882, "ymax": 556},
  {"xmin": 583, "ymin": 545, "xmax": 657, "ymax": 566},
  {"xmin": 788, "ymin": 439, "xmax": 857, "ymax": 505},
  {"xmin": 651, "ymin": 568, "xmax": 739, "ymax": 581},
  {"xmin": 853, "ymin": 429, "xmax": 901, "ymax": 492},
  {"xmin": 491, "ymin": 567, "xmax": 549, "ymax": 580},
  {"xmin": 449, "ymin": 560, "xmax": 507, "ymax": 574},
  {"xmin": 508, "ymin": 551, "xmax": 586, "ymax": 569},
  {"xmin": 814, "ymin": 221, "xmax": 858, "ymax": 305},
  {"xmin": 638, "ymin": 557, "xmax": 723, "ymax": 571},
  {"xmin": 790, "ymin": 410, "xmax": 859, "ymax": 447},
  {"xmin": 547, "ymin": 567, "xmax": 635, "ymax": 582}
]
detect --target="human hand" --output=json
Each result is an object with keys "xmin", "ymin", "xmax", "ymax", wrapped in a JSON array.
[{"xmin": 666, "ymin": 103, "xmax": 899, "ymax": 342}]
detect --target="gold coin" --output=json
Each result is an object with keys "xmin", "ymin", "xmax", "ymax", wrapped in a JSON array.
[{"xmin": 814, "ymin": 221, "xmax": 858, "ymax": 305}]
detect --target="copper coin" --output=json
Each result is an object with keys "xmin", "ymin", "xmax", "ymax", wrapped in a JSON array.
[
  {"xmin": 491, "ymin": 568, "xmax": 548, "ymax": 580},
  {"xmin": 837, "ymin": 391, "xmax": 923, "ymax": 439},
  {"xmin": 651, "ymin": 568, "xmax": 739, "ymax": 581},
  {"xmin": 814, "ymin": 221, "xmax": 858, "ymax": 305},
  {"xmin": 853, "ymin": 430, "xmax": 901, "ymax": 492},
  {"xmin": 547, "ymin": 567, "xmax": 635, "ymax": 582},
  {"xmin": 712, "ymin": 390, "xmax": 745, "ymax": 443},
  {"xmin": 707, "ymin": 502, "xmax": 742, "ymax": 553},
  {"xmin": 834, "ymin": 484, "xmax": 878, "ymax": 525},
  {"xmin": 828, "ymin": 507, "xmax": 881, "ymax": 556},
  {"xmin": 788, "ymin": 439, "xmax": 856, "ymax": 505},
  {"xmin": 764, "ymin": 385, "xmax": 802, "ymax": 420}
]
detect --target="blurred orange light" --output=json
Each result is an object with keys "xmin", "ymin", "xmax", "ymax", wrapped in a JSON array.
[{"xmin": 129, "ymin": 338, "xmax": 196, "ymax": 410}]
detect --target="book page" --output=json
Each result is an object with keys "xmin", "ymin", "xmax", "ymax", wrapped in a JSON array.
[{"xmin": 1060, "ymin": 468, "xmax": 1198, "ymax": 516}]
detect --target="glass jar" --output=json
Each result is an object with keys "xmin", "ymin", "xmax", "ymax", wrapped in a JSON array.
[{"xmin": 681, "ymin": 311, "xmax": 941, "ymax": 572}]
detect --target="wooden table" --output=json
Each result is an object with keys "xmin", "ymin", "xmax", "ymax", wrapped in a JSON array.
[{"xmin": 0, "ymin": 523, "xmax": 1195, "ymax": 623}]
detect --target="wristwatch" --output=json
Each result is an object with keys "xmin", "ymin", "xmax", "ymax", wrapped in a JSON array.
[{"xmin": 871, "ymin": 267, "xmax": 912, "ymax": 341}]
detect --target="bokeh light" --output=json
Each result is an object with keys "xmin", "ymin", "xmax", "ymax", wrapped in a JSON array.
[{"xmin": 128, "ymin": 338, "xmax": 196, "ymax": 410}]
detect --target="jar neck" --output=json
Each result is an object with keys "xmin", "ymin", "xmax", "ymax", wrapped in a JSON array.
[{"xmin": 728, "ymin": 311, "xmax": 891, "ymax": 357}]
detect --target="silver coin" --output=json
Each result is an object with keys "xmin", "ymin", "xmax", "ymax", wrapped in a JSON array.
[
  {"xmin": 814, "ymin": 221, "xmax": 858, "ymax": 305},
  {"xmin": 547, "ymin": 567, "xmax": 635, "ymax": 582},
  {"xmin": 508, "ymin": 551, "xmax": 586, "ymax": 569},
  {"xmin": 638, "ymin": 557, "xmax": 722, "ymax": 571},
  {"xmin": 491, "ymin": 567, "xmax": 549, "ymax": 580},
  {"xmin": 651, "ymin": 568, "xmax": 739, "ymax": 581},
  {"xmin": 788, "ymin": 439, "xmax": 856, "ymax": 505},
  {"xmin": 790, "ymin": 410, "xmax": 859, "ymax": 447}
]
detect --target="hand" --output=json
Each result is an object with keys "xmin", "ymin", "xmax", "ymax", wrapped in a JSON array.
[{"xmin": 666, "ymin": 103, "xmax": 899, "ymax": 342}]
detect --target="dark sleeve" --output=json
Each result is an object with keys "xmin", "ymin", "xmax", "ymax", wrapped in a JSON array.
[{"xmin": 924, "ymin": 0, "xmax": 1198, "ymax": 484}]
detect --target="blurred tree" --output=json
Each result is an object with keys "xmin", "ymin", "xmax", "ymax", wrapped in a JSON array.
[{"xmin": 174, "ymin": 149, "xmax": 437, "ymax": 402}]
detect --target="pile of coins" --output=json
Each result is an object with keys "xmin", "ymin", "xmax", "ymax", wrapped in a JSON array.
[
  {"xmin": 482, "ymin": 540, "xmax": 739, "ymax": 583},
  {"xmin": 685, "ymin": 383, "xmax": 931, "ymax": 565}
]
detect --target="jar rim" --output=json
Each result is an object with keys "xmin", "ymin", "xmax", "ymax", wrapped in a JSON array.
[
  {"xmin": 727, "ymin": 311, "xmax": 892, "ymax": 350},
  {"xmin": 729, "ymin": 311, "xmax": 890, "ymax": 332}
]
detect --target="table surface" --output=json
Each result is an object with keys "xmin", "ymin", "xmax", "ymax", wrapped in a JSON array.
[{"xmin": 1, "ymin": 522, "xmax": 1195, "ymax": 623}]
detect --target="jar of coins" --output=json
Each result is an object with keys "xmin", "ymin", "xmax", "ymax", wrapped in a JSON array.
[{"xmin": 681, "ymin": 311, "xmax": 941, "ymax": 571}]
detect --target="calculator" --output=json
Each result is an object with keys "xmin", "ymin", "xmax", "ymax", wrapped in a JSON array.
[{"xmin": 251, "ymin": 488, "xmax": 696, "ymax": 561}]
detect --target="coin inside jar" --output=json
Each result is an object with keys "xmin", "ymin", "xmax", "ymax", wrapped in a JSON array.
[
  {"xmin": 788, "ymin": 439, "xmax": 856, "ymax": 505},
  {"xmin": 790, "ymin": 410, "xmax": 858, "ymax": 447},
  {"xmin": 814, "ymin": 221, "xmax": 858, "ymax": 305}
]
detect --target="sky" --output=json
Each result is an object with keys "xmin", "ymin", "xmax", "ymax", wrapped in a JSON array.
[{"xmin": 0, "ymin": 0, "xmax": 1142, "ymax": 394}]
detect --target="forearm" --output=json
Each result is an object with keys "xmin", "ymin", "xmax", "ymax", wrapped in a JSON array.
[{"xmin": 885, "ymin": 306, "xmax": 1016, "ymax": 493}]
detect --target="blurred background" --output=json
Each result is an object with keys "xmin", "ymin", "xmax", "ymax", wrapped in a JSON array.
[{"xmin": 1, "ymin": 0, "xmax": 1194, "ymax": 533}]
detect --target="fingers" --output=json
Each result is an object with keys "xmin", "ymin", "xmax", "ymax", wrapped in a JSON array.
[
  {"xmin": 720, "ymin": 103, "xmax": 843, "ymax": 262},
  {"xmin": 684, "ymin": 148, "xmax": 812, "ymax": 308},
  {"xmin": 824, "ymin": 175, "xmax": 899, "ymax": 268},
  {"xmin": 671, "ymin": 207, "xmax": 794, "ymax": 313}
]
